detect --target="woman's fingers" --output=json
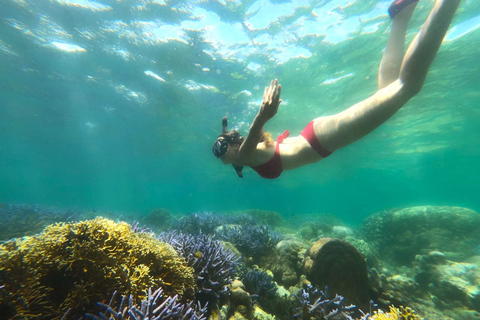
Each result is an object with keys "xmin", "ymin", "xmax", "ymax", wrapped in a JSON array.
[
  {"xmin": 262, "ymin": 79, "xmax": 281, "ymax": 105},
  {"xmin": 269, "ymin": 80, "xmax": 275, "ymax": 103}
]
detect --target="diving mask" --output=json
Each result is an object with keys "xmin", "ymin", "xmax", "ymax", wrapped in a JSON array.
[
  {"xmin": 212, "ymin": 138, "xmax": 228, "ymax": 158},
  {"xmin": 213, "ymin": 116, "xmax": 244, "ymax": 178}
]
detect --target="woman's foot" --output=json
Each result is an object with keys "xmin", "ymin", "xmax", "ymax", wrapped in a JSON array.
[{"xmin": 388, "ymin": 0, "xmax": 420, "ymax": 19}]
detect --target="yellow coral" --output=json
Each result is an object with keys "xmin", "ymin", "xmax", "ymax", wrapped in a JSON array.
[
  {"xmin": 0, "ymin": 217, "xmax": 196, "ymax": 319},
  {"xmin": 371, "ymin": 305, "xmax": 423, "ymax": 320}
]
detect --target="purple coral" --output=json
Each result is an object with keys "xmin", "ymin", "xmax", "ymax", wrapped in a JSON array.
[
  {"xmin": 294, "ymin": 285, "xmax": 359, "ymax": 320},
  {"xmin": 217, "ymin": 224, "xmax": 283, "ymax": 260},
  {"xmin": 172, "ymin": 212, "xmax": 256, "ymax": 235},
  {"xmin": 241, "ymin": 269, "xmax": 277, "ymax": 301},
  {"xmin": 0, "ymin": 203, "xmax": 80, "ymax": 241},
  {"xmin": 173, "ymin": 212, "xmax": 222, "ymax": 235},
  {"xmin": 158, "ymin": 231, "xmax": 240, "ymax": 309},
  {"xmin": 85, "ymin": 287, "xmax": 207, "ymax": 320}
]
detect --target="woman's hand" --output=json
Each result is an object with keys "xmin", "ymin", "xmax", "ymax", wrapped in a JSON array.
[
  {"xmin": 259, "ymin": 79, "xmax": 282, "ymax": 122},
  {"xmin": 238, "ymin": 79, "xmax": 282, "ymax": 163}
]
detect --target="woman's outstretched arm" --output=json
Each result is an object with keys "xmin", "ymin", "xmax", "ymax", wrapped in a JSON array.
[{"xmin": 238, "ymin": 79, "xmax": 282, "ymax": 162}]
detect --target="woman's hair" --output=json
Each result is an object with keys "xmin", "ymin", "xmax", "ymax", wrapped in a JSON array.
[
  {"xmin": 260, "ymin": 132, "xmax": 274, "ymax": 146},
  {"xmin": 219, "ymin": 130, "xmax": 274, "ymax": 146},
  {"xmin": 219, "ymin": 130, "xmax": 244, "ymax": 145}
]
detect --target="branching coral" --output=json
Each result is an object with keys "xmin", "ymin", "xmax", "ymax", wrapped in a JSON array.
[
  {"xmin": 0, "ymin": 203, "xmax": 80, "ymax": 241},
  {"xmin": 0, "ymin": 218, "xmax": 196, "ymax": 319},
  {"xmin": 85, "ymin": 287, "xmax": 207, "ymax": 320},
  {"xmin": 294, "ymin": 285, "xmax": 423, "ymax": 320},
  {"xmin": 217, "ymin": 224, "xmax": 283, "ymax": 260},
  {"xmin": 294, "ymin": 285, "xmax": 357, "ymax": 320},
  {"xmin": 243, "ymin": 209, "xmax": 284, "ymax": 227},
  {"xmin": 157, "ymin": 231, "xmax": 240, "ymax": 312},
  {"xmin": 241, "ymin": 269, "xmax": 277, "ymax": 301},
  {"xmin": 173, "ymin": 212, "xmax": 223, "ymax": 235},
  {"xmin": 172, "ymin": 212, "xmax": 260, "ymax": 236}
]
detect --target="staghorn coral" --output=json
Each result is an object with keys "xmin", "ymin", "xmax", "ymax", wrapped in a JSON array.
[
  {"xmin": 85, "ymin": 287, "xmax": 207, "ymax": 320},
  {"xmin": 172, "ymin": 212, "xmax": 266, "ymax": 236},
  {"xmin": 0, "ymin": 217, "xmax": 196, "ymax": 319},
  {"xmin": 294, "ymin": 285, "xmax": 357, "ymax": 320},
  {"xmin": 157, "ymin": 231, "xmax": 240, "ymax": 314},
  {"xmin": 217, "ymin": 224, "xmax": 283, "ymax": 261},
  {"xmin": 241, "ymin": 269, "xmax": 277, "ymax": 301},
  {"xmin": 173, "ymin": 212, "xmax": 223, "ymax": 235},
  {"xmin": 241, "ymin": 269, "xmax": 287, "ymax": 318},
  {"xmin": 294, "ymin": 284, "xmax": 423, "ymax": 320}
]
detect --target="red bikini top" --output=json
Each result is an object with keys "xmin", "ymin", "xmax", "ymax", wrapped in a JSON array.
[{"xmin": 250, "ymin": 130, "xmax": 290, "ymax": 179}]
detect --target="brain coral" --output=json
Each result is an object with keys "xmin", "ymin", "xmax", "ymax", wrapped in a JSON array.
[{"xmin": 0, "ymin": 217, "xmax": 196, "ymax": 319}]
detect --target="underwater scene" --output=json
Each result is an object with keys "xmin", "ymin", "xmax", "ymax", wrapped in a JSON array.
[{"xmin": 1, "ymin": 0, "xmax": 480, "ymax": 319}]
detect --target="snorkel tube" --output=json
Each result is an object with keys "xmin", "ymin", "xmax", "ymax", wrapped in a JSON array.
[
  {"xmin": 222, "ymin": 116, "xmax": 244, "ymax": 178},
  {"xmin": 222, "ymin": 116, "xmax": 228, "ymax": 134}
]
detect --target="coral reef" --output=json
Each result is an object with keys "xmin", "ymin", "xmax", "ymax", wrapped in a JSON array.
[
  {"xmin": 173, "ymin": 212, "xmax": 264, "ymax": 236},
  {"xmin": 2, "ymin": 205, "xmax": 475, "ymax": 320},
  {"xmin": 173, "ymin": 212, "xmax": 224, "ymax": 235},
  {"xmin": 411, "ymin": 251, "xmax": 480, "ymax": 317},
  {"xmin": 240, "ymin": 269, "xmax": 294, "ymax": 319},
  {"xmin": 242, "ymin": 210, "xmax": 284, "ymax": 227},
  {"xmin": 0, "ymin": 218, "xmax": 196, "ymax": 319},
  {"xmin": 241, "ymin": 269, "xmax": 277, "ymax": 301},
  {"xmin": 294, "ymin": 285, "xmax": 357, "ymax": 320},
  {"xmin": 295, "ymin": 285, "xmax": 423, "ymax": 320},
  {"xmin": 157, "ymin": 231, "xmax": 240, "ymax": 312},
  {"xmin": 297, "ymin": 222, "xmax": 334, "ymax": 241},
  {"xmin": 263, "ymin": 239, "xmax": 307, "ymax": 287},
  {"xmin": 217, "ymin": 225, "xmax": 283, "ymax": 262},
  {"xmin": 228, "ymin": 280, "xmax": 254, "ymax": 320},
  {"xmin": 370, "ymin": 305, "xmax": 423, "ymax": 320},
  {"xmin": 0, "ymin": 203, "xmax": 80, "ymax": 241},
  {"xmin": 137, "ymin": 208, "xmax": 174, "ymax": 232},
  {"xmin": 303, "ymin": 238, "xmax": 372, "ymax": 311},
  {"xmin": 85, "ymin": 287, "xmax": 207, "ymax": 320},
  {"xmin": 362, "ymin": 206, "xmax": 480, "ymax": 265}
]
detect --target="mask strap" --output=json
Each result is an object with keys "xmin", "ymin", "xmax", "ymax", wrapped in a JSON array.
[
  {"xmin": 232, "ymin": 164, "xmax": 243, "ymax": 178},
  {"xmin": 221, "ymin": 116, "xmax": 242, "ymax": 177}
]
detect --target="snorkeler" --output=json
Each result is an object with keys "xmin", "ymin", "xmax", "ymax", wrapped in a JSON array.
[{"xmin": 212, "ymin": 0, "xmax": 462, "ymax": 179}]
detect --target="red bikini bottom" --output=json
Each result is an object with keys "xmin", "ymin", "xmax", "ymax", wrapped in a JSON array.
[{"xmin": 300, "ymin": 121, "xmax": 332, "ymax": 158}]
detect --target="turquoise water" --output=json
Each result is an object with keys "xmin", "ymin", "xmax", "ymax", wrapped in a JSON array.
[{"xmin": 0, "ymin": 0, "xmax": 479, "ymax": 225}]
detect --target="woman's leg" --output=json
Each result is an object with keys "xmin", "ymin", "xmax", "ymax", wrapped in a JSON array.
[
  {"xmin": 378, "ymin": 0, "xmax": 418, "ymax": 89},
  {"xmin": 313, "ymin": 0, "xmax": 461, "ymax": 152}
]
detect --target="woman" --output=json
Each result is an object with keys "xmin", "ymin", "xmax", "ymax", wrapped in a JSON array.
[{"xmin": 212, "ymin": 0, "xmax": 462, "ymax": 179}]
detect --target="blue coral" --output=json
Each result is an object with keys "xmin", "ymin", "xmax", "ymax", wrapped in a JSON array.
[
  {"xmin": 172, "ymin": 212, "xmax": 256, "ymax": 235},
  {"xmin": 217, "ymin": 224, "xmax": 283, "ymax": 260},
  {"xmin": 173, "ymin": 212, "xmax": 223, "ymax": 235},
  {"xmin": 85, "ymin": 287, "xmax": 207, "ymax": 320},
  {"xmin": 294, "ymin": 285, "xmax": 360, "ymax": 320},
  {"xmin": 0, "ymin": 203, "xmax": 81, "ymax": 241},
  {"xmin": 241, "ymin": 269, "xmax": 277, "ymax": 301},
  {"xmin": 158, "ymin": 231, "xmax": 240, "ymax": 308}
]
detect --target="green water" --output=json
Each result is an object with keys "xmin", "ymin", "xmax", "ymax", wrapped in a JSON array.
[{"xmin": 0, "ymin": 0, "xmax": 479, "ymax": 224}]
